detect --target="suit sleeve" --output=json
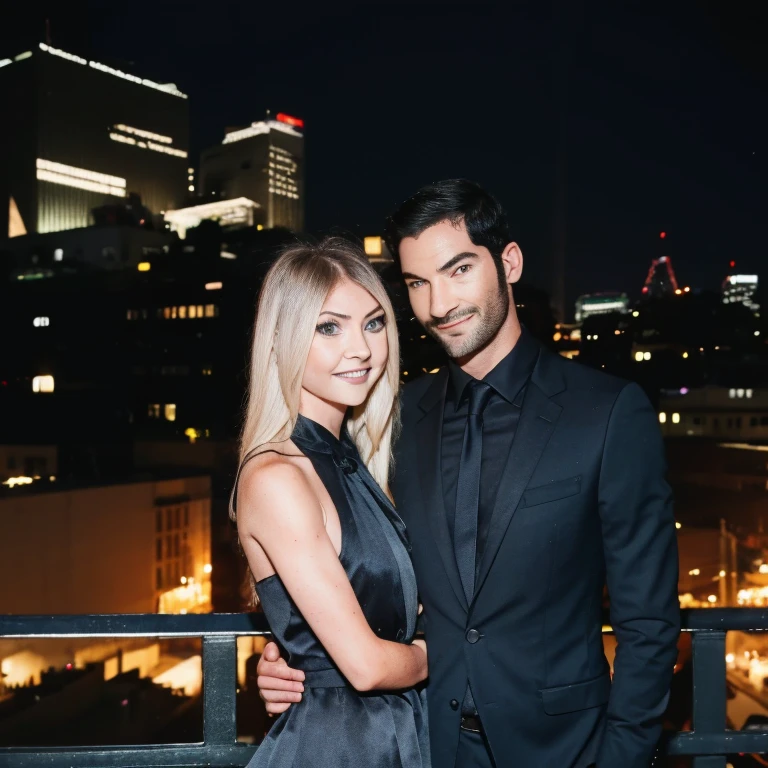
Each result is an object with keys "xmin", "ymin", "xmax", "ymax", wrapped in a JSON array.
[{"xmin": 595, "ymin": 382, "xmax": 681, "ymax": 768}]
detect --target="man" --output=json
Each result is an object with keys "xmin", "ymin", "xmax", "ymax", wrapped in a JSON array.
[{"xmin": 256, "ymin": 179, "xmax": 680, "ymax": 767}]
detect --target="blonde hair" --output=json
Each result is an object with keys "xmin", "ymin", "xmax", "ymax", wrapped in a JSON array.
[{"xmin": 231, "ymin": 237, "xmax": 400, "ymax": 526}]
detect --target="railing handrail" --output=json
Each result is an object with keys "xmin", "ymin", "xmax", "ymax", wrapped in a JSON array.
[
  {"xmin": 2, "ymin": 606, "xmax": 768, "ymax": 637},
  {"xmin": 2, "ymin": 608, "xmax": 768, "ymax": 768}
]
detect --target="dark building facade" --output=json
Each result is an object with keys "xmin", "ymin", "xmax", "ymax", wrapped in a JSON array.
[
  {"xmin": 0, "ymin": 43, "xmax": 189, "ymax": 238},
  {"xmin": 199, "ymin": 114, "xmax": 304, "ymax": 231}
]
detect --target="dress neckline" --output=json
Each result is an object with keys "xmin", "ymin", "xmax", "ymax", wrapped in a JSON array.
[{"xmin": 292, "ymin": 413, "xmax": 356, "ymax": 457}]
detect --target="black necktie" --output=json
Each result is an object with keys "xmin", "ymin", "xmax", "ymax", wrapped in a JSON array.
[{"xmin": 453, "ymin": 379, "xmax": 493, "ymax": 605}]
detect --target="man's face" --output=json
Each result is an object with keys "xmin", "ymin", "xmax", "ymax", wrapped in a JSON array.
[{"xmin": 398, "ymin": 219, "xmax": 521, "ymax": 360}]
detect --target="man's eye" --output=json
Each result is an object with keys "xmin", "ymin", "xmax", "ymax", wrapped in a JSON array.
[
  {"xmin": 455, "ymin": 264, "xmax": 471, "ymax": 275},
  {"xmin": 408, "ymin": 280, "xmax": 424, "ymax": 289},
  {"xmin": 316, "ymin": 322, "xmax": 340, "ymax": 336}
]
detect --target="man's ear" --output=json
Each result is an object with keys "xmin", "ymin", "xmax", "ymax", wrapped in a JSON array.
[{"xmin": 501, "ymin": 242, "xmax": 524, "ymax": 284}]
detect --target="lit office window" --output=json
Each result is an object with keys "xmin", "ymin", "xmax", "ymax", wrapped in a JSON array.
[
  {"xmin": 32, "ymin": 375, "xmax": 54, "ymax": 393},
  {"xmin": 33, "ymin": 316, "xmax": 50, "ymax": 327},
  {"xmin": 189, "ymin": 305, "xmax": 197, "ymax": 319},
  {"xmin": 164, "ymin": 404, "xmax": 177, "ymax": 422},
  {"xmin": 179, "ymin": 305, "xmax": 187, "ymax": 319}
]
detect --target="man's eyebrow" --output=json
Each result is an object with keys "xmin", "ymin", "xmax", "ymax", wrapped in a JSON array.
[
  {"xmin": 437, "ymin": 252, "xmax": 478, "ymax": 273},
  {"xmin": 319, "ymin": 311, "xmax": 350, "ymax": 319},
  {"xmin": 401, "ymin": 252, "xmax": 479, "ymax": 282}
]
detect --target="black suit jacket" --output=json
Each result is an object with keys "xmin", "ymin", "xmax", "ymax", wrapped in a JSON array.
[{"xmin": 392, "ymin": 342, "xmax": 680, "ymax": 768}]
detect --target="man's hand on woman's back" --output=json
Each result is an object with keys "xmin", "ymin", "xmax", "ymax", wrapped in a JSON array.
[{"xmin": 256, "ymin": 641, "xmax": 305, "ymax": 715}]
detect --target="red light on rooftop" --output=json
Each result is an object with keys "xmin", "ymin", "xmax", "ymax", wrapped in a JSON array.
[
  {"xmin": 642, "ymin": 286, "xmax": 649, "ymax": 294},
  {"xmin": 729, "ymin": 260, "xmax": 736, "ymax": 268},
  {"xmin": 660, "ymin": 231, "xmax": 666, "ymax": 239},
  {"xmin": 276, "ymin": 113, "xmax": 304, "ymax": 128}
]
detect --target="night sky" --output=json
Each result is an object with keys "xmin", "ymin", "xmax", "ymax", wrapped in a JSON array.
[{"xmin": 3, "ymin": 2, "xmax": 767, "ymax": 314}]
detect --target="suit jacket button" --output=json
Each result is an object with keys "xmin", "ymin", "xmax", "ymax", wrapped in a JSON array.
[
  {"xmin": 450, "ymin": 699, "xmax": 459, "ymax": 710},
  {"xmin": 466, "ymin": 628, "xmax": 481, "ymax": 644}
]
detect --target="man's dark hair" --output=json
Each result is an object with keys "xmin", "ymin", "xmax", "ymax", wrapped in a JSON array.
[{"xmin": 384, "ymin": 179, "xmax": 510, "ymax": 267}]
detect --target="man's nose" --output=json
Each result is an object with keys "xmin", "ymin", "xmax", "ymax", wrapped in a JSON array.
[{"xmin": 429, "ymin": 283, "xmax": 459, "ymax": 320}]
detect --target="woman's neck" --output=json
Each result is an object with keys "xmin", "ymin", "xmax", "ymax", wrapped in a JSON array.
[{"xmin": 299, "ymin": 389, "xmax": 347, "ymax": 439}]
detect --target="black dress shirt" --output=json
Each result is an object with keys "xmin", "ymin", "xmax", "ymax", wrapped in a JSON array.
[{"xmin": 441, "ymin": 328, "xmax": 539, "ymax": 570}]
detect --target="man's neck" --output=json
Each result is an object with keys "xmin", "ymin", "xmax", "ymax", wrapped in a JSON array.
[{"xmin": 454, "ymin": 311, "xmax": 522, "ymax": 380}]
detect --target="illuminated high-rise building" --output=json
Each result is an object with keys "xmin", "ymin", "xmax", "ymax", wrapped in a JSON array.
[
  {"xmin": 0, "ymin": 43, "xmax": 189, "ymax": 238},
  {"xmin": 722, "ymin": 274, "xmax": 759, "ymax": 316},
  {"xmin": 574, "ymin": 292, "xmax": 629, "ymax": 322},
  {"xmin": 641, "ymin": 256, "xmax": 678, "ymax": 300},
  {"xmin": 199, "ymin": 113, "xmax": 305, "ymax": 231}
]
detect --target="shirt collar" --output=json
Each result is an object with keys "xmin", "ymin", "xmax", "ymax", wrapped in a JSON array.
[{"xmin": 447, "ymin": 327, "xmax": 539, "ymax": 410}]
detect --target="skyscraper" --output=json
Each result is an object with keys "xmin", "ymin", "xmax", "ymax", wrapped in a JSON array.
[
  {"xmin": 722, "ymin": 274, "xmax": 759, "ymax": 316},
  {"xmin": 0, "ymin": 43, "xmax": 189, "ymax": 238},
  {"xmin": 641, "ymin": 256, "xmax": 679, "ymax": 299},
  {"xmin": 574, "ymin": 292, "xmax": 629, "ymax": 322},
  {"xmin": 199, "ymin": 114, "xmax": 304, "ymax": 231}
]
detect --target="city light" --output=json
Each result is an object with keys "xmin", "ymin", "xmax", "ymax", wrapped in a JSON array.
[
  {"xmin": 36, "ymin": 159, "xmax": 127, "ymax": 197},
  {"xmin": 672, "ymin": 413, "xmax": 680, "ymax": 424},
  {"xmin": 203, "ymin": 563, "xmax": 213, "ymax": 574},
  {"xmin": 276, "ymin": 113, "xmax": 305, "ymax": 128},
  {"xmin": 553, "ymin": 332, "xmax": 562, "ymax": 342},
  {"xmin": 675, "ymin": 522, "xmax": 682, "ymax": 529},
  {"xmin": 137, "ymin": 262, "xmax": 151, "ymax": 272},
  {"xmin": 2, "ymin": 476, "xmax": 34, "ymax": 488},
  {"xmin": 643, "ymin": 351, "xmax": 651, "ymax": 361},
  {"xmin": 205, "ymin": 282, "xmax": 222, "ymax": 291},
  {"xmin": 682, "ymin": 352, "xmax": 689, "ymax": 359},
  {"xmin": 114, "ymin": 123, "xmax": 172, "ymax": 144},
  {"xmin": 635, "ymin": 351, "xmax": 644, "ymax": 362},
  {"xmin": 659, "ymin": 412, "xmax": 667, "ymax": 424},
  {"xmin": 32, "ymin": 375, "xmax": 54, "ymax": 393},
  {"xmin": 707, "ymin": 595, "xmax": 717, "ymax": 603},
  {"xmin": 632, "ymin": 311, "xmax": 639, "ymax": 318},
  {"xmin": 37, "ymin": 43, "xmax": 187, "ymax": 97},
  {"xmin": 54, "ymin": 249, "xmax": 63, "ymax": 261},
  {"xmin": 719, "ymin": 570, "xmax": 726, "ymax": 577},
  {"xmin": 364, "ymin": 236, "xmax": 382, "ymax": 256},
  {"xmin": 164, "ymin": 404, "xmax": 177, "ymax": 422},
  {"xmin": 689, "ymin": 568, "xmax": 700, "ymax": 576},
  {"xmin": 33, "ymin": 317, "xmax": 50, "ymax": 327}
]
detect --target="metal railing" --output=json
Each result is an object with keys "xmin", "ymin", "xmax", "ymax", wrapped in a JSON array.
[{"xmin": 1, "ymin": 609, "xmax": 768, "ymax": 767}]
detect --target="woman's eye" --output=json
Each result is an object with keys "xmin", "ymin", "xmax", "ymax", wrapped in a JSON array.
[
  {"xmin": 365, "ymin": 315, "xmax": 387, "ymax": 332},
  {"xmin": 316, "ymin": 322, "xmax": 340, "ymax": 336}
]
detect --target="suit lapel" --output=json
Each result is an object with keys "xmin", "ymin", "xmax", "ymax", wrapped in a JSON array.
[
  {"xmin": 414, "ymin": 369, "xmax": 469, "ymax": 613},
  {"xmin": 472, "ymin": 355, "xmax": 564, "ymax": 604}
]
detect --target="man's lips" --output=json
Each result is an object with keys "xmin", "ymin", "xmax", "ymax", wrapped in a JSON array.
[{"xmin": 436, "ymin": 314, "xmax": 474, "ymax": 331}]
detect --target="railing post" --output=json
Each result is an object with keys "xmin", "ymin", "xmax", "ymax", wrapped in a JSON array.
[
  {"xmin": 692, "ymin": 630, "xmax": 727, "ymax": 768},
  {"xmin": 203, "ymin": 635, "xmax": 238, "ymax": 746}
]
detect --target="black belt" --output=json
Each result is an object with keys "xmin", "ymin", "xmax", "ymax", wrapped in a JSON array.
[{"xmin": 460, "ymin": 713, "xmax": 484, "ymax": 734}]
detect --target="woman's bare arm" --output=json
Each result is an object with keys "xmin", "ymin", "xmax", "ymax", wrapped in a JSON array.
[{"xmin": 237, "ymin": 461, "xmax": 427, "ymax": 692}]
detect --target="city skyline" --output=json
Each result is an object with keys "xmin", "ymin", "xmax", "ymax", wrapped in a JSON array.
[{"xmin": 1, "ymin": 2, "xmax": 765, "ymax": 310}]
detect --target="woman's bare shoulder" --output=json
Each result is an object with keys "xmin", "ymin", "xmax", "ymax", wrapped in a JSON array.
[{"xmin": 237, "ymin": 441, "xmax": 319, "ymax": 524}]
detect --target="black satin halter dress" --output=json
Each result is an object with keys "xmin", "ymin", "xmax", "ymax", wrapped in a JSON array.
[{"xmin": 241, "ymin": 415, "xmax": 430, "ymax": 768}]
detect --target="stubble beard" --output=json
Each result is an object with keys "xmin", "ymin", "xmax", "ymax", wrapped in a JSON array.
[{"xmin": 426, "ymin": 284, "xmax": 510, "ymax": 360}]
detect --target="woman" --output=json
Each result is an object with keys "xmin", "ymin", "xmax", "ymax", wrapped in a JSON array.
[{"xmin": 231, "ymin": 237, "xmax": 430, "ymax": 767}]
